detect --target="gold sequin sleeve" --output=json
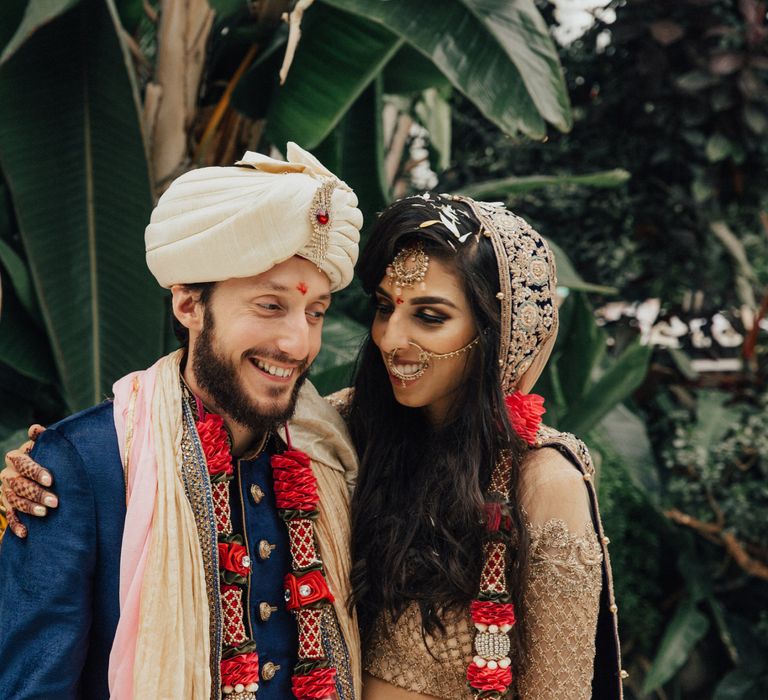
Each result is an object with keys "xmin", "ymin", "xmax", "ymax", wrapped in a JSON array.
[
  {"xmin": 516, "ymin": 448, "xmax": 603, "ymax": 699},
  {"xmin": 324, "ymin": 387, "xmax": 354, "ymax": 420}
]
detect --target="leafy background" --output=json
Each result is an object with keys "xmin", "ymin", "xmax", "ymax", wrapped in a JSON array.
[{"xmin": 0, "ymin": 1, "xmax": 766, "ymax": 696}]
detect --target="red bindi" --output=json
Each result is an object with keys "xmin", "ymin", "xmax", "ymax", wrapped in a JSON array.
[
  {"xmin": 297, "ymin": 282, "xmax": 308, "ymax": 295},
  {"xmin": 396, "ymin": 297, "xmax": 404, "ymax": 305}
]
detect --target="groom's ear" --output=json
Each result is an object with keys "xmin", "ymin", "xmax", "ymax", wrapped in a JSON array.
[{"xmin": 171, "ymin": 284, "xmax": 208, "ymax": 334}]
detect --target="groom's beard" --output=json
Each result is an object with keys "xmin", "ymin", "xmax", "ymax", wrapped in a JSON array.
[{"xmin": 192, "ymin": 309, "xmax": 309, "ymax": 434}]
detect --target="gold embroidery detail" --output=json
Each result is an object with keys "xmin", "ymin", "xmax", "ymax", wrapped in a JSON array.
[
  {"xmin": 180, "ymin": 396, "xmax": 223, "ymax": 698},
  {"xmin": 452, "ymin": 198, "xmax": 558, "ymax": 393},
  {"xmin": 321, "ymin": 605, "xmax": 356, "ymax": 700},
  {"xmin": 363, "ymin": 519, "xmax": 603, "ymax": 699},
  {"xmin": 307, "ymin": 178, "xmax": 339, "ymax": 265}
]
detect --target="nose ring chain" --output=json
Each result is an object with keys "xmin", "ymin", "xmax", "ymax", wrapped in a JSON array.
[{"xmin": 386, "ymin": 337, "xmax": 479, "ymax": 386}]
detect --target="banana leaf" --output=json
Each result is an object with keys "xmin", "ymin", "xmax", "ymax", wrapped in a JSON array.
[
  {"xmin": 0, "ymin": 0, "xmax": 29, "ymax": 56},
  {"xmin": 641, "ymin": 595, "xmax": 710, "ymax": 694},
  {"xmin": 1, "ymin": 0, "xmax": 81, "ymax": 64},
  {"xmin": 0, "ymin": 0, "xmax": 164, "ymax": 411},
  {"xmin": 559, "ymin": 339, "xmax": 652, "ymax": 436},
  {"xmin": 547, "ymin": 240, "xmax": 617, "ymax": 294},
  {"xmin": 322, "ymin": 0, "xmax": 571, "ymax": 138},
  {"xmin": 314, "ymin": 78, "xmax": 389, "ymax": 238},
  {"xmin": 555, "ymin": 292, "xmax": 606, "ymax": 404},
  {"xmin": 262, "ymin": 4, "xmax": 403, "ymax": 149},
  {"xmin": 382, "ymin": 44, "xmax": 451, "ymax": 94}
]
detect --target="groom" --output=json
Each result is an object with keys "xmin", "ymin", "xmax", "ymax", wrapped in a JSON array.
[{"xmin": 0, "ymin": 144, "xmax": 362, "ymax": 700}]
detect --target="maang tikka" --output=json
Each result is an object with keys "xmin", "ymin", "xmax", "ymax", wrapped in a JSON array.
[{"xmin": 386, "ymin": 242, "xmax": 429, "ymax": 296}]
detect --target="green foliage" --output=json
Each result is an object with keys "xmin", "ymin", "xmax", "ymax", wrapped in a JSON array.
[
  {"xmin": 535, "ymin": 293, "xmax": 651, "ymax": 435},
  {"xmin": 0, "ymin": 0, "xmax": 164, "ymax": 412},
  {"xmin": 263, "ymin": 6, "xmax": 403, "ymax": 149},
  {"xmin": 1, "ymin": 0, "xmax": 81, "ymax": 64},
  {"xmin": 0, "ymin": 0, "xmax": 574, "ymax": 422},
  {"xmin": 449, "ymin": 0, "xmax": 768, "ymax": 306},
  {"xmin": 596, "ymin": 434, "xmax": 666, "ymax": 657},
  {"xmin": 643, "ymin": 594, "xmax": 711, "ymax": 694},
  {"xmin": 631, "ymin": 382, "xmax": 768, "ymax": 698},
  {"xmin": 661, "ymin": 389, "xmax": 768, "ymax": 559},
  {"xmin": 323, "ymin": 0, "xmax": 571, "ymax": 138},
  {"xmin": 458, "ymin": 168, "xmax": 630, "ymax": 199}
]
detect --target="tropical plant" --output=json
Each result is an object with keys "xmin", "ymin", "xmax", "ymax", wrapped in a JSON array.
[
  {"xmin": 450, "ymin": 0, "xmax": 768, "ymax": 308},
  {"xmin": 441, "ymin": 2, "xmax": 768, "ymax": 696},
  {"xmin": 0, "ymin": 0, "xmax": 631, "ymax": 442}
]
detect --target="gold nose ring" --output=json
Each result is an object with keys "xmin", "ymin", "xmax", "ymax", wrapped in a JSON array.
[{"xmin": 387, "ymin": 342, "xmax": 431, "ymax": 386}]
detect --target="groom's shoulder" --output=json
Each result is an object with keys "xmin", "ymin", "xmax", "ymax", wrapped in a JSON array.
[
  {"xmin": 35, "ymin": 400, "xmax": 121, "ymax": 481},
  {"xmin": 48, "ymin": 400, "xmax": 117, "ymax": 452},
  {"xmin": 50, "ymin": 399, "xmax": 115, "ymax": 434}
]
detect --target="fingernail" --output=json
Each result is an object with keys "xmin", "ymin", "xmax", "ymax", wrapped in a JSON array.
[
  {"xmin": 33, "ymin": 505, "xmax": 47, "ymax": 516},
  {"xmin": 41, "ymin": 473, "xmax": 52, "ymax": 487},
  {"xmin": 44, "ymin": 495, "xmax": 58, "ymax": 507}
]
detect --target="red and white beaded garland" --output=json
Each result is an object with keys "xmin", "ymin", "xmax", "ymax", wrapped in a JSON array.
[
  {"xmin": 196, "ymin": 410, "xmax": 260, "ymax": 699},
  {"xmin": 467, "ymin": 391, "xmax": 545, "ymax": 699},
  {"xmin": 272, "ymin": 430, "xmax": 338, "ymax": 700}
]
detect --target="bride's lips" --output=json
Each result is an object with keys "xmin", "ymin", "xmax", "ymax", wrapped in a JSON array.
[{"xmin": 385, "ymin": 357, "xmax": 426, "ymax": 386}]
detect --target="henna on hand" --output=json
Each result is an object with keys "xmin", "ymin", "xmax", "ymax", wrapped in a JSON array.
[
  {"xmin": 8, "ymin": 450, "xmax": 53, "ymax": 488},
  {"xmin": 0, "ymin": 424, "xmax": 50, "ymax": 539},
  {"xmin": 5, "ymin": 474, "xmax": 56, "ymax": 511},
  {"xmin": 27, "ymin": 423, "xmax": 45, "ymax": 442},
  {"xmin": 3, "ymin": 483, "xmax": 46, "ymax": 517},
  {"xmin": 4, "ymin": 506, "xmax": 27, "ymax": 539}
]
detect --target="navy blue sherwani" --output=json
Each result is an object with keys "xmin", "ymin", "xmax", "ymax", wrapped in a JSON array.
[{"xmin": 0, "ymin": 401, "xmax": 298, "ymax": 699}]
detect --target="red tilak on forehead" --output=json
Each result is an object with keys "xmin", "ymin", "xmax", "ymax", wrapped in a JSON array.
[
  {"xmin": 297, "ymin": 282, "xmax": 308, "ymax": 295},
  {"xmin": 396, "ymin": 297, "xmax": 404, "ymax": 305}
]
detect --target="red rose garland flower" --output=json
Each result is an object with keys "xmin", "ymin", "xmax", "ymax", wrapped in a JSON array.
[
  {"xmin": 470, "ymin": 600, "xmax": 517, "ymax": 627},
  {"xmin": 468, "ymin": 403, "xmax": 533, "ymax": 698},
  {"xmin": 221, "ymin": 652, "xmax": 260, "ymax": 688},
  {"xmin": 272, "ymin": 449, "xmax": 319, "ymax": 511},
  {"xmin": 291, "ymin": 667, "xmax": 337, "ymax": 699},
  {"xmin": 467, "ymin": 663, "xmax": 513, "ymax": 693},
  {"xmin": 196, "ymin": 413, "xmax": 233, "ymax": 476},
  {"xmin": 504, "ymin": 391, "xmax": 545, "ymax": 445},
  {"xmin": 272, "ymin": 437, "xmax": 339, "ymax": 700},
  {"xmin": 218, "ymin": 541, "xmax": 251, "ymax": 577},
  {"xmin": 196, "ymin": 407, "xmax": 258, "ymax": 697}
]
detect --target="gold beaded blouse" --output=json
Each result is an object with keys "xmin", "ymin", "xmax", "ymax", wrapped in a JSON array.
[
  {"xmin": 362, "ymin": 427, "xmax": 623, "ymax": 699},
  {"xmin": 327, "ymin": 387, "xmax": 623, "ymax": 699}
]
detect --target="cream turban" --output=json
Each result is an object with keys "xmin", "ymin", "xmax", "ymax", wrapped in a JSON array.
[{"xmin": 145, "ymin": 143, "xmax": 362, "ymax": 291}]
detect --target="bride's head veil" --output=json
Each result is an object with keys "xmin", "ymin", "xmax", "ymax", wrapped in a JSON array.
[
  {"xmin": 391, "ymin": 193, "xmax": 559, "ymax": 395},
  {"xmin": 452, "ymin": 197, "xmax": 559, "ymax": 395}
]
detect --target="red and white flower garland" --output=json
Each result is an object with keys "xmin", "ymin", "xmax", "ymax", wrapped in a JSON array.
[
  {"xmin": 272, "ymin": 437, "xmax": 338, "ymax": 700},
  {"xmin": 196, "ymin": 406, "xmax": 338, "ymax": 699},
  {"xmin": 467, "ymin": 391, "xmax": 545, "ymax": 699},
  {"xmin": 196, "ymin": 410, "xmax": 261, "ymax": 698}
]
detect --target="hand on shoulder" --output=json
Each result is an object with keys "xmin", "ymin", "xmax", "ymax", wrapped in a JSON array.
[{"xmin": 0, "ymin": 424, "xmax": 55, "ymax": 539}]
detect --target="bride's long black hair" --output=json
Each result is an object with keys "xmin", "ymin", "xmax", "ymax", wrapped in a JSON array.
[{"xmin": 348, "ymin": 197, "xmax": 531, "ymax": 661}]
